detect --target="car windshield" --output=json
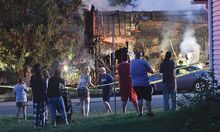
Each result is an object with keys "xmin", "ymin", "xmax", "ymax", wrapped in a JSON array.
[
  {"xmin": 176, "ymin": 66, "xmax": 200, "ymax": 75},
  {"xmin": 149, "ymin": 66, "xmax": 202, "ymax": 80},
  {"xmin": 184, "ymin": 66, "xmax": 199, "ymax": 71}
]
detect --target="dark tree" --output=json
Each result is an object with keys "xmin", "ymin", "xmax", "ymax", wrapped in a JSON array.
[{"xmin": 0, "ymin": 0, "xmax": 82, "ymax": 78}]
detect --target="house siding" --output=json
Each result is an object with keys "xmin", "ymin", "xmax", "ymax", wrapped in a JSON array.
[{"xmin": 212, "ymin": 0, "xmax": 220, "ymax": 85}]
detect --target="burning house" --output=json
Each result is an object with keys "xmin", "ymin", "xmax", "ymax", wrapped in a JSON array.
[{"xmin": 84, "ymin": 5, "xmax": 208, "ymax": 74}]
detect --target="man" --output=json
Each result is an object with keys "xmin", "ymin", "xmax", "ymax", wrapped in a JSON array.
[
  {"xmin": 160, "ymin": 51, "xmax": 176, "ymax": 111},
  {"xmin": 98, "ymin": 67, "xmax": 113, "ymax": 113},
  {"xmin": 117, "ymin": 54, "xmax": 139, "ymax": 114},
  {"xmin": 130, "ymin": 51, "xmax": 154, "ymax": 117},
  {"xmin": 47, "ymin": 68, "xmax": 68, "ymax": 126}
]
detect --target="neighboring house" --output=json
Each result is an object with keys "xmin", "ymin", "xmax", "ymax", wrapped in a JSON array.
[{"xmin": 193, "ymin": 0, "xmax": 220, "ymax": 86}]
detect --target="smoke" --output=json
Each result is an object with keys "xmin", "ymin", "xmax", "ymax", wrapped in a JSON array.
[
  {"xmin": 126, "ymin": 0, "xmax": 205, "ymax": 11},
  {"xmin": 182, "ymin": 11, "xmax": 198, "ymax": 24},
  {"xmin": 86, "ymin": 56, "xmax": 95, "ymax": 70},
  {"xmin": 159, "ymin": 24, "xmax": 175, "ymax": 51},
  {"xmin": 180, "ymin": 28, "xmax": 201, "ymax": 65},
  {"xmin": 84, "ymin": 0, "xmax": 205, "ymax": 11},
  {"xmin": 101, "ymin": 47, "xmax": 112, "ymax": 56},
  {"xmin": 83, "ymin": 0, "xmax": 123, "ymax": 11}
]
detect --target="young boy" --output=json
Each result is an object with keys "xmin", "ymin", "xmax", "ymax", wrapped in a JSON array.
[
  {"xmin": 14, "ymin": 78, "xmax": 28, "ymax": 122},
  {"xmin": 117, "ymin": 54, "xmax": 139, "ymax": 114}
]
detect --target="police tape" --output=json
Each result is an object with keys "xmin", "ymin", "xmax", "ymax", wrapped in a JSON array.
[
  {"xmin": 88, "ymin": 66, "xmax": 208, "ymax": 89},
  {"xmin": 0, "ymin": 85, "xmax": 14, "ymax": 89},
  {"xmin": 94, "ymin": 82, "xmax": 118, "ymax": 88},
  {"xmin": 0, "ymin": 65, "xmax": 209, "ymax": 90}
]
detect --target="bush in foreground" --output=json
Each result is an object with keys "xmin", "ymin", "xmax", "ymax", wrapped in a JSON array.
[{"xmin": 177, "ymin": 73, "xmax": 220, "ymax": 132}]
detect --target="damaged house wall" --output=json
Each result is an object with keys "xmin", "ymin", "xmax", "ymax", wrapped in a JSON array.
[{"xmin": 84, "ymin": 6, "xmax": 208, "ymax": 73}]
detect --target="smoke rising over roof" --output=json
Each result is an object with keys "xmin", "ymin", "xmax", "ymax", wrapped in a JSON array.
[
  {"xmin": 84, "ymin": 0, "xmax": 205, "ymax": 11},
  {"xmin": 180, "ymin": 28, "xmax": 201, "ymax": 65}
]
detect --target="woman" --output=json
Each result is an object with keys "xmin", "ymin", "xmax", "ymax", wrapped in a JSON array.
[
  {"xmin": 30, "ymin": 64, "xmax": 47, "ymax": 127},
  {"xmin": 77, "ymin": 67, "xmax": 94, "ymax": 117}
]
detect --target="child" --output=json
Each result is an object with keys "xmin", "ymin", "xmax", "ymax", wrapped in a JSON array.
[
  {"xmin": 13, "ymin": 78, "xmax": 28, "ymax": 122},
  {"xmin": 117, "ymin": 54, "xmax": 139, "ymax": 114}
]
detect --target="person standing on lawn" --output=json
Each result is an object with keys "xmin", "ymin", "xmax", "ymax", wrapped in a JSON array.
[
  {"xmin": 130, "ymin": 51, "xmax": 154, "ymax": 117},
  {"xmin": 117, "ymin": 54, "xmax": 139, "ymax": 114},
  {"xmin": 98, "ymin": 67, "xmax": 113, "ymax": 113},
  {"xmin": 42, "ymin": 69, "xmax": 50, "ymax": 120},
  {"xmin": 77, "ymin": 67, "xmax": 95, "ymax": 117},
  {"xmin": 160, "ymin": 51, "xmax": 176, "ymax": 111},
  {"xmin": 30, "ymin": 64, "xmax": 47, "ymax": 127},
  {"xmin": 13, "ymin": 78, "xmax": 28, "ymax": 122},
  {"xmin": 47, "ymin": 68, "xmax": 68, "ymax": 126}
]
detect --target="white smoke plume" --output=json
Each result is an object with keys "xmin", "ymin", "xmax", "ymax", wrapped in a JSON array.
[
  {"xmin": 84, "ymin": 0, "xmax": 205, "ymax": 11},
  {"xmin": 100, "ymin": 47, "xmax": 112, "ymax": 56},
  {"xmin": 83, "ymin": 0, "xmax": 123, "ymax": 11},
  {"xmin": 180, "ymin": 28, "xmax": 201, "ymax": 65},
  {"xmin": 182, "ymin": 11, "xmax": 198, "ymax": 24},
  {"xmin": 87, "ymin": 56, "xmax": 95, "ymax": 70},
  {"xmin": 159, "ymin": 24, "xmax": 175, "ymax": 51}
]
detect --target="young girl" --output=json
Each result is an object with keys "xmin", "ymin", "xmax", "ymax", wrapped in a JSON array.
[
  {"xmin": 77, "ymin": 67, "xmax": 94, "ymax": 117},
  {"xmin": 13, "ymin": 78, "xmax": 28, "ymax": 122},
  {"xmin": 42, "ymin": 69, "xmax": 50, "ymax": 120}
]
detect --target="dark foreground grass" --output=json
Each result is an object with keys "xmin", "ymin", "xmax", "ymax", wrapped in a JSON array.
[{"xmin": 0, "ymin": 111, "xmax": 189, "ymax": 132}]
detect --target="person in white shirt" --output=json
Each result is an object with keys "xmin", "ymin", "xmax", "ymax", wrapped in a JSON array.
[
  {"xmin": 77, "ymin": 67, "xmax": 94, "ymax": 116},
  {"xmin": 13, "ymin": 78, "xmax": 28, "ymax": 122},
  {"xmin": 42, "ymin": 69, "xmax": 50, "ymax": 120}
]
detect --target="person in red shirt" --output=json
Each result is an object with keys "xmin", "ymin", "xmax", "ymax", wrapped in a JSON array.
[{"xmin": 117, "ymin": 54, "xmax": 139, "ymax": 114}]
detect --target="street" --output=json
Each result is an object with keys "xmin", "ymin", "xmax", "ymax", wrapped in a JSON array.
[{"xmin": 0, "ymin": 94, "xmax": 185, "ymax": 115}]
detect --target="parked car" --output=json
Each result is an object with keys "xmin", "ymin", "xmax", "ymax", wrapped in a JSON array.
[{"xmin": 149, "ymin": 65, "xmax": 209, "ymax": 93}]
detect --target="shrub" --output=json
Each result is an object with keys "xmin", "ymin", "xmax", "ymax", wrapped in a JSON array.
[{"xmin": 177, "ymin": 70, "xmax": 220, "ymax": 131}]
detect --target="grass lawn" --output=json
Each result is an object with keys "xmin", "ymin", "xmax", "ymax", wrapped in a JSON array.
[{"xmin": 0, "ymin": 111, "xmax": 190, "ymax": 132}]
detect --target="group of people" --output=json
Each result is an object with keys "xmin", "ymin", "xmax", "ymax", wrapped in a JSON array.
[
  {"xmin": 116, "ymin": 51, "xmax": 154, "ymax": 117},
  {"xmin": 118, "ymin": 51, "xmax": 176, "ymax": 116},
  {"xmin": 14, "ymin": 64, "xmax": 68, "ymax": 127},
  {"xmin": 77, "ymin": 66, "xmax": 114, "ymax": 116},
  {"xmin": 76, "ymin": 50, "xmax": 177, "ymax": 117},
  {"xmin": 13, "ymin": 50, "xmax": 177, "ymax": 126}
]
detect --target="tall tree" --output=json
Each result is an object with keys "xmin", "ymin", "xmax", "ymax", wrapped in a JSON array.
[{"xmin": 0, "ymin": 0, "xmax": 83, "ymax": 78}]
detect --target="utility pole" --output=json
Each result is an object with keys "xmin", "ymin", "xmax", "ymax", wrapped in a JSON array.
[{"xmin": 111, "ymin": 11, "xmax": 118, "ymax": 114}]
